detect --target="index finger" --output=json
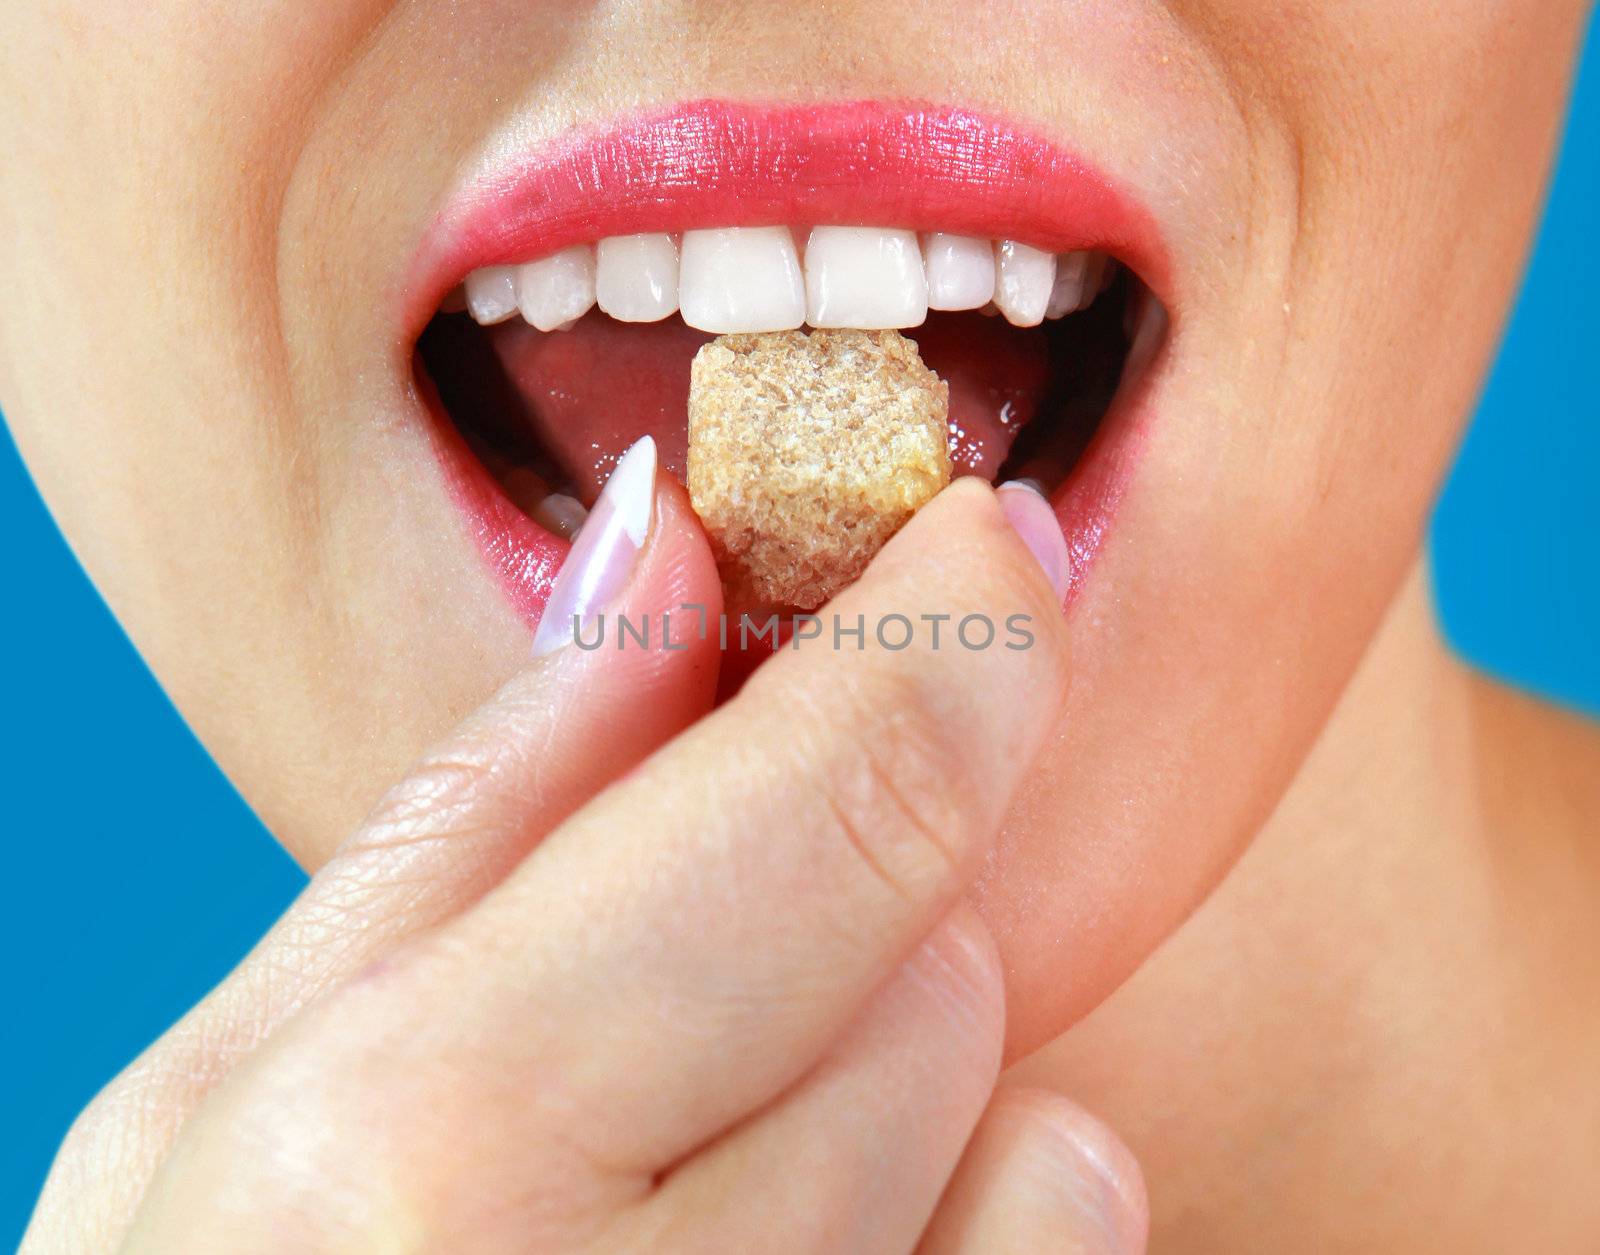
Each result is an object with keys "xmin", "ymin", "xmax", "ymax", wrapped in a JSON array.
[{"xmin": 425, "ymin": 477, "xmax": 1072, "ymax": 1170}]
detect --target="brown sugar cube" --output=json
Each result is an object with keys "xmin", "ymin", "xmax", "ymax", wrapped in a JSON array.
[{"xmin": 687, "ymin": 328, "xmax": 952, "ymax": 613}]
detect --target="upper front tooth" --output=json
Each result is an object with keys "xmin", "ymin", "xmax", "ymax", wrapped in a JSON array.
[
  {"xmin": 922, "ymin": 233, "xmax": 995, "ymax": 311},
  {"xmin": 804, "ymin": 226, "xmax": 928, "ymax": 329},
  {"xmin": 680, "ymin": 227, "xmax": 805, "ymax": 333},
  {"xmin": 596, "ymin": 233, "xmax": 680, "ymax": 323},
  {"xmin": 464, "ymin": 266, "xmax": 518, "ymax": 325},
  {"xmin": 1046, "ymin": 252, "xmax": 1090, "ymax": 319},
  {"xmin": 994, "ymin": 241, "xmax": 1055, "ymax": 327},
  {"xmin": 517, "ymin": 245, "xmax": 596, "ymax": 331}
]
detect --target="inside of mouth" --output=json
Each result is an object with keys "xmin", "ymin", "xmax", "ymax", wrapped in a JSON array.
[{"xmin": 416, "ymin": 249, "xmax": 1142, "ymax": 542}]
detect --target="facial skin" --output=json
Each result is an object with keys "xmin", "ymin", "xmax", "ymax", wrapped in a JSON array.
[{"xmin": 2, "ymin": 1, "xmax": 1596, "ymax": 1249}]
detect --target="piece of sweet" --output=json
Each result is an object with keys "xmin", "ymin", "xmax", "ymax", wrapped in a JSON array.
[{"xmin": 687, "ymin": 328, "xmax": 952, "ymax": 612}]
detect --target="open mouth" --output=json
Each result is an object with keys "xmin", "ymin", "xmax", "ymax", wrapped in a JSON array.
[{"xmin": 405, "ymin": 101, "xmax": 1171, "ymax": 628}]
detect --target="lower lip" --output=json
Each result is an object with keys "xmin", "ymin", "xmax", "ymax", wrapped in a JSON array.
[
  {"xmin": 420, "ymin": 352, "xmax": 1153, "ymax": 629},
  {"xmin": 409, "ymin": 99, "xmax": 1167, "ymax": 631}
]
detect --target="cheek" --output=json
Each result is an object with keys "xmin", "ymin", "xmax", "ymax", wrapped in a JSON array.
[
  {"xmin": 975, "ymin": 0, "xmax": 1585, "ymax": 1058},
  {"xmin": 973, "ymin": 439, "xmax": 1404, "ymax": 1059}
]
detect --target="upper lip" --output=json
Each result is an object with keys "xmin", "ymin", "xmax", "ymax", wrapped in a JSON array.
[
  {"xmin": 402, "ymin": 98, "xmax": 1171, "ymax": 342},
  {"xmin": 407, "ymin": 97, "xmax": 1173, "ymax": 626}
]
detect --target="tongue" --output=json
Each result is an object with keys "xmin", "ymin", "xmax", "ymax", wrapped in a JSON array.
[{"xmin": 486, "ymin": 311, "xmax": 1053, "ymax": 505}]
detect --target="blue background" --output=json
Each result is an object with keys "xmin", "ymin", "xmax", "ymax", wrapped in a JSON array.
[{"xmin": 3, "ymin": 27, "xmax": 1597, "ymax": 1248}]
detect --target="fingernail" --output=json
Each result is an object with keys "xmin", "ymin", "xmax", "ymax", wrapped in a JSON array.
[
  {"xmin": 531, "ymin": 435, "xmax": 656, "ymax": 656},
  {"xmin": 996, "ymin": 480, "xmax": 1070, "ymax": 602}
]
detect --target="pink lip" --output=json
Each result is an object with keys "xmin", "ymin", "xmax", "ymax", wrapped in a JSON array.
[{"xmin": 407, "ymin": 99, "xmax": 1169, "ymax": 630}]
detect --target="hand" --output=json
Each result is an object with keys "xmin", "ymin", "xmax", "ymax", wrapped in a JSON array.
[{"xmin": 25, "ymin": 474, "xmax": 1146, "ymax": 1253}]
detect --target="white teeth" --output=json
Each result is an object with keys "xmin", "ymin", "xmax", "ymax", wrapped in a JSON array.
[
  {"xmin": 533, "ymin": 492, "xmax": 589, "ymax": 541},
  {"xmin": 596, "ymin": 233, "xmax": 680, "ymax": 323},
  {"xmin": 922, "ymin": 233, "xmax": 996, "ymax": 311},
  {"xmin": 1045, "ymin": 252, "xmax": 1091, "ymax": 319},
  {"xmin": 1077, "ymin": 254, "xmax": 1110, "ymax": 312},
  {"xmin": 679, "ymin": 226, "xmax": 805, "ymax": 333},
  {"xmin": 1045, "ymin": 252, "xmax": 1117, "ymax": 317},
  {"xmin": 994, "ymin": 240, "xmax": 1055, "ymax": 327},
  {"xmin": 463, "ymin": 232, "xmax": 1121, "ymax": 335},
  {"xmin": 1126, "ymin": 293, "xmax": 1168, "ymax": 376},
  {"xmin": 516, "ymin": 245, "xmax": 596, "ymax": 332},
  {"xmin": 464, "ymin": 266, "xmax": 518, "ymax": 325},
  {"xmin": 804, "ymin": 226, "xmax": 927, "ymax": 329}
]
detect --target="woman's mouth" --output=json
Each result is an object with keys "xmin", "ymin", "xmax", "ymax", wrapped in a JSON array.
[{"xmin": 405, "ymin": 100, "xmax": 1172, "ymax": 628}]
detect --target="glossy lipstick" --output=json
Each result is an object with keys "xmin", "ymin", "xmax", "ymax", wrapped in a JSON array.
[{"xmin": 408, "ymin": 100, "xmax": 1169, "ymax": 629}]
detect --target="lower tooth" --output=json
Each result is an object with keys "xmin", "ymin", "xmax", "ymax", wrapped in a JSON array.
[
  {"xmin": 498, "ymin": 466, "xmax": 551, "ymax": 517},
  {"xmin": 534, "ymin": 492, "xmax": 589, "ymax": 540}
]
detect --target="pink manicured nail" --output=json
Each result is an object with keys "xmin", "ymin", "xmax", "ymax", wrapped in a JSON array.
[
  {"xmin": 996, "ymin": 480, "xmax": 1070, "ymax": 602},
  {"xmin": 531, "ymin": 436, "xmax": 657, "ymax": 656}
]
